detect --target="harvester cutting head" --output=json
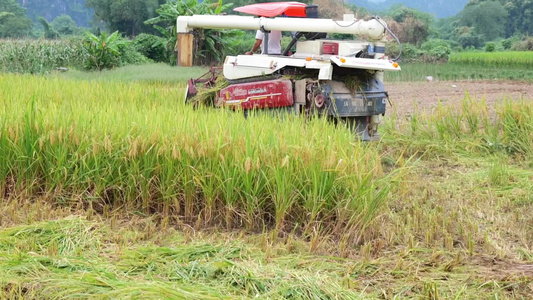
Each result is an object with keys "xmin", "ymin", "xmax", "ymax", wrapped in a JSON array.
[
  {"xmin": 179, "ymin": 2, "xmax": 401, "ymax": 140},
  {"xmin": 184, "ymin": 67, "xmax": 220, "ymax": 104}
]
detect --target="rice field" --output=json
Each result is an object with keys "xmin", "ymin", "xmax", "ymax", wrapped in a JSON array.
[
  {"xmin": 0, "ymin": 74, "xmax": 403, "ymax": 242},
  {"xmin": 386, "ymin": 51, "xmax": 533, "ymax": 82},
  {"xmin": 0, "ymin": 66, "xmax": 532, "ymax": 298},
  {"xmin": 385, "ymin": 61, "xmax": 533, "ymax": 82},
  {"xmin": 450, "ymin": 51, "xmax": 533, "ymax": 68}
]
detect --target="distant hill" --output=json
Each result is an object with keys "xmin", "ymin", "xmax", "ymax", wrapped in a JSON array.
[
  {"xmin": 19, "ymin": 0, "xmax": 92, "ymax": 27},
  {"xmin": 351, "ymin": 0, "xmax": 469, "ymax": 18}
]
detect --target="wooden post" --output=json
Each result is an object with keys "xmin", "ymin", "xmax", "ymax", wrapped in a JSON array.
[{"xmin": 177, "ymin": 33, "xmax": 194, "ymax": 67}]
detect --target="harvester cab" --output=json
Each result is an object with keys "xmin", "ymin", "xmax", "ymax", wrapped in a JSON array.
[{"xmin": 178, "ymin": 1, "xmax": 401, "ymax": 140}]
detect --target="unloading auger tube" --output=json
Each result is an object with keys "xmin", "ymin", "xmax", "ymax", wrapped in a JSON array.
[
  {"xmin": 178, "ymin": 14, "xmax": 401, "ymax": 141},
  {"xmin": 177, "ymin": 15, "xmax": 388, "ymax": 41}
]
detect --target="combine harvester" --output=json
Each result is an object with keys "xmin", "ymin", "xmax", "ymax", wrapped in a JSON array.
[{"xmin": 179, "ymin": 2, "xmax": 401, "ymax": 140}]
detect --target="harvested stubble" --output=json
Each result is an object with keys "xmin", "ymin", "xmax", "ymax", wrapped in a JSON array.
[
  {"xmin": 0, "ymin": 217, "xmax": 366, "ymax": 299},
  {"xmin": 0, "ymin": 74, "xmax": 401, "ymax": 242}
]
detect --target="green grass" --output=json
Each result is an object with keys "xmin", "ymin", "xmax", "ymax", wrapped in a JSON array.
[
  {"xmin": 450, "ymin": 51, "xmax": 533, "ymax": 68},
  {"xmin": 56, "ymin": 63, "xmax": 208, "ymax": 83}
]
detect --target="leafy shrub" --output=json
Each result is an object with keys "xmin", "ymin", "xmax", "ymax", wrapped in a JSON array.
[
  {"xmin": 484, "ymin": 42, "xmax": 496, "ymax": 52},
  {"xmin": 386, "ymin": 43, "xmax": 420, "ymax": 61},
  {"xmin": 132, "ymin": 33, "xmax": 168, "ymax": 62},
  {"xmin": 145, "ymin": 0, "xmax": 234, "ymax": 65},
  {"xmin": 421, "ymin": 39, "xmax": 450, "ymax": 51},
  {"xmin": 502, "ymin": 39, "xmax": 513, "ymax": 50},
  {"xmin": 118, "ymin": 42, "xmax": 150, "ymax": 66},
  {"xmin": 83, "ymin": 31, "xmax": 148, "ymax": 70},
  {"xmin": 83, "ymin": 31, "xmax": 126, "ymax": 70},
  {"xmin": 420, "ymin": 39, "xmax": 452, "ymax": 62},
  {"xmin": 37, "ymin": 17, "xmax": 58, "ymax": 39},
  {"xmin": 51, "ymin": 15, "xmax": 79, "ymax": 36},
  {"xmin": 457, "ymin": 33, "xmax": 484, "ymax": 49},
  {"xmin": 422, "ymin": 46, "xmax": 451, "ymax": 62},
  {"xmin": 225, "ymin": 31, "xmax": 261, "ymax": 56},
  {"xmin": 512, "ymin": 37, "xmax": 533, "ymax": 51}
]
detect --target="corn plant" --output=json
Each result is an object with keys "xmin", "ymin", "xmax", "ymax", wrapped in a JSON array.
[{"xmin": 0, "ymin": 39, "xmax": 85, "ymax": 74}]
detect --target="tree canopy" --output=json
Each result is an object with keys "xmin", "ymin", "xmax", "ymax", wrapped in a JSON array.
[
  {"xmin": 85, "ymin": 0, "xmax": 166, "ymax": 36},
  {"xmin": 461, "ymin": 0, "xmax": 508, "ymax": 40},
  {"xmin": 0, "ymin": 0, "xmax": 32, "ymax": 38},
  {"xmin": 52, "ymin": 14, "xmax": 78, "ymax": 36},
  {"xmin": 503, "ymin": 0, "xmax": 533, "ymax": 36}
]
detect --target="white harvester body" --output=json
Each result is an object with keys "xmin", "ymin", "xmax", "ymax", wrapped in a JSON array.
[{"xmin": 178, "ymin": 8, "xmax": 401, "ymax": 140}]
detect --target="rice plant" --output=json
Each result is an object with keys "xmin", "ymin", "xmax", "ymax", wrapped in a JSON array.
[
  {"xmin": 1, "ymin": 73, "xmax": 531, "ymax": 299},
  {"xmin": 382, "ymin": 95, "xmax": 533, "ymax": 160},
  {"xmin": 0, "ymin": 74, "xmax": 401, "ymax": 243},
  {"xmin": 385, "ymin": 60, "xmax": 533, "ymax": 82},
  {"xmin": 450, "ymin": 51, "xmax": 533, "ymax": 68}
]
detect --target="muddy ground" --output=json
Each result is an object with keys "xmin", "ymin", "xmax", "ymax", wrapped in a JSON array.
[{"xmin": 386, "ymin": 80, "xmax": 533, "ymax": 117}]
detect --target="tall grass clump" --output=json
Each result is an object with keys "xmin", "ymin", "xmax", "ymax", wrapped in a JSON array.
[
  {"xmin": 382, "ymin": 94, "xmax": 533, "ymax": 160},
  {"xmin": 0, "ymin": 74, "xmax": 402, "ymax": 244},
  {"xmin": 498, "ymin": 100, "xmax": 533, "ymax": 158}
]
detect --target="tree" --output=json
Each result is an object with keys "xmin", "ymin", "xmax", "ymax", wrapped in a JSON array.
[
  {"xmin": 38, "ymin": 16, "xmax": 58, "ymax": 39},
  {"xmin": 52, "ymin": 15, "xmax": 79, "ymax": 36},
  {"xmin": 385, "ymin": 6, "xmax": 433, "ymax": 46},
  {"xmin": 145, "ymin": 0, "xmax": 233, "ymax": 65},
  {"xmin": 313, "ymin": 0, "xmax": 349, "ymax": 19},
  {"xmin": 503, "ymin": 0, "xmax": 533, "ymax": 36},
  {"xmin": 454, "ymin": 26, "xmax": 484, "ymax": 48},
  {"xmin": 0, "ymin": 0, "xmax": 32, "ymax": 38},
  {"xmin": 461, "ymin": 0, "xmax": 508, "ymax": 41},
  {"xmin": 86, "ymin": 0, "xmax": 166, "ymax": 36}
]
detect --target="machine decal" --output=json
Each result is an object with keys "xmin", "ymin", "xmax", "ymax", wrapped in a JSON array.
[
  {"xmin": 217, "ymin": 79, "xmax": 293, "ymax": 110},
  {"xmin": 248, "ymin": 88, "xmax": 268, "ymax": 94}
]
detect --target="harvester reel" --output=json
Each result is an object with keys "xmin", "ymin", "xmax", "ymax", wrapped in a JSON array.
[
  {"xmin": 305, "ymin": 81, "xmax": 324, "ymax": 114},
  {"xmin": 314, "ymin": 94, "xmax": 325, "ymax": 108},
  {"xmin": 184, "ymin": 67, "xmax": 221, "ymax": 104}
]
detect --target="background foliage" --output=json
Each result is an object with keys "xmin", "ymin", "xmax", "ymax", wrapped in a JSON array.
[
  {"xmin": 0, "ymin": 0, "xmax": 532, "ymax": 69},
  {"xmin": 0, "ymin": 0, "xmax": 32, "ymax": 38}
]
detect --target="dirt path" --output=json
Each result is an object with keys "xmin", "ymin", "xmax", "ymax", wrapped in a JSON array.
[{"xmin": 386, "ymin": 80, "xmax": 533, "ymax": 117}]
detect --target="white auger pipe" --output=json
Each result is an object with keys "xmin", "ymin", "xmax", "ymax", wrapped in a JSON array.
[{"xmin": 177, "ymin": 15, "xmax": 387, "ymax": 41}]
